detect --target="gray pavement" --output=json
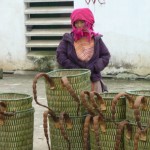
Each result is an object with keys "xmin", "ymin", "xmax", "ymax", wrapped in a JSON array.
[{"xmin": 0, "ymin": 72, "xmax": 150, "ymax": 150}]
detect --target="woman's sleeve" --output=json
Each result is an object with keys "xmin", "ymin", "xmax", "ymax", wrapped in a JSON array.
[
  {"xmin": 56, "ymin": 39, "xmax": 80, "ymax": 69},
  {"xmin": 94, "ymin": 38, "xmax": 111, "ymax": 72}
]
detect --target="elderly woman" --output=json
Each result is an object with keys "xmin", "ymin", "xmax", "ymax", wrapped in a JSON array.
[{"xmin": 56, "ymin": 8, "xmax": 110, "ymax": 93}]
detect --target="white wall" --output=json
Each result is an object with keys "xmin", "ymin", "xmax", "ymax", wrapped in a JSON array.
[
  {"xmin": 0, "ymin": 0, "xmax": 32, "ymax": 71},
  {"xmin": 0, "ymin": 0, "xmax": 150, "ymax": 75},
  {"xmin": 74, "ymin": 0, "xmax": 150, "ymax": 75}
]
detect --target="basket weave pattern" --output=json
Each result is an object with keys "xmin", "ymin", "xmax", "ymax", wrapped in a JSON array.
[
  {"xmin": 49, "ymin": 115, "xmax": 85, "ymax": 150},
  {"xmin": 32, "ymin": 69, "xmax": 92, "ymax": 150},
  {"xmin": 0, "ymin": 93, "xmax": 32, "ymax": 111},
  {"xmin": 123, "ymin": 90, "xmax": 150, "ymax": 149},
  {"xmin": 100, "ymin": 93, "xmax": 126, "ymax": 121},
  {"xmin": 84, "ymin": 92, "xmax": 126, "ymax": 150},
  {"xmin": 124, "ymin": 124, "xmax": 150, "ymax": 150},
  {"xmin": 90, "ymin": 121, "xmax": 124, "ymax": 150},
  {"xmin": 0, "ymin": 93, "xmax": 34, "ymax": 150},
  {"xmin": 126, "ymin": 90, "xmax": 150, "ymax": 126},
  {"xmin": 45, "ymin": 69, "xmax": 91, "ymax": 116}
]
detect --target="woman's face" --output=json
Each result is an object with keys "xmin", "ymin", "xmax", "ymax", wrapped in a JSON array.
[{"xmin": 74, "ymin": 20, "xmax": 85, "ymax": 29}]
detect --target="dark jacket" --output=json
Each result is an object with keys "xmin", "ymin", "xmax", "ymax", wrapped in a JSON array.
[{"xmin": 56, "ymin": 33, "xmax": 110, "ymax": 82}]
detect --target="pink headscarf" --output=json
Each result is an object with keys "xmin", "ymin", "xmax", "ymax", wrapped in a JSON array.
[{"xmin": 70, "ymin": 8, "xmax": 98, "ymax": 41}]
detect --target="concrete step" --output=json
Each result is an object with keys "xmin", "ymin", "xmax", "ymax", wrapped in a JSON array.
[
  {"xmin": 26, "ymin": 40, "xmax": 60, "ymax": 47},
  {"xmin": 24, "ymin": 0, "xmax": 73, "ymax": 2},
  {"xmin": 26, "ymin": 28, "xmax": 71, "ymax": 36},
  {"xmin": 25, "ymin": 17, "xmax": 71, "ymax": 25},
  {"xmin": 25, "ymin": 6, "xmax": 73, "ymax": 14},
  {"xmin": 27, "ymin": 51, "xmax": 56, "ymax": 58}
]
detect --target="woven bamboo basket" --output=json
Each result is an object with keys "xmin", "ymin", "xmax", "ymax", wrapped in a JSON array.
[
  {"xmin": 80, "ymin": 92, "xmax": 126, "ymax": 150},
  {"xmin": 93, "ymin": 92, "xmax": 125, "ymax": 150},
  {"xmin": 0, "ymin": 93, "xmax": 32, "ymax": 111},
  {"xmin": 100, "ymin": 92, "xmax": 126, "ymax": 121},
  {"xmin": 80, "ymin": 92, "xmax": 126, "ymax": 121},
  {"xmin": 124, "ymin": 123, "xmax": 150, "ymax": 150},
  {"xmin": 90, "ymin": 120, "xmax": 124, "ymax": 150},
  {"xmin": 44, "ymin": 111, "xmax": 86, "ymax": 150},
  {"xmin": 46, "ymin": 69, "xmax": 91, "ymax": 116},
  {"xmin": 33, "ymin": 69, "xmax": 91, "ymax": 116},
  {"xmin": 126, "ymin": 90, "xmax": 150, "ymax": 126},
  {"xmin": 0, "ymin": 93, "xmax": 34, "ymax": 150}
]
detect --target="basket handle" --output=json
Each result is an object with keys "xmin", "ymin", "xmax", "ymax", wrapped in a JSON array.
[
  {"xmin": 80, "ymin": 91, "xmax": 96, "ymax": 116},
  {"xmin": 0, "ymin": 102, "xmax": 15, "ymax": 116},
  {"xmin": 32, "ymin": 73, "xmax": 57, "ymax": 121},
  {"xmin": 43, "ymin": 110, "xmax": 60, "ymax": 150},
  {"xmin": 0, "ymin": 102, "xmax": 16, "ymax": 125},
  {"xmin": 43, "ymin": 110, "xmax": 51, "ymax": 150},
  {"xmin": 133, "ymin": 96, "xmax": 147, "ymax": 130},
  {"xmin": 59, "ymin": 112, "xmax": 73, "ymax": 150},
  {"xmin": 83, "ymin": 114, "xmax": 92, "ymax": 150},
  {"xmin": 61, "ymin": 76, "xmax": 80, "ymax": 116},
  {"xmin": 111, "ymin": 92, "xmax": 134, "ymax": 121},
  {"xmin": 115, "ymin": 120, "xmax": 131, "ymax": 150},
  {"xmin": 90, "ymin": 91, "xmax": 106, "ymax": 117},
  {"xmin": 93, "ymin": 115, "xmax": 106, "ymax": 150},
  {"xmin": 133, "ymin": 96, "xmax": 149, "ymax": 150}
]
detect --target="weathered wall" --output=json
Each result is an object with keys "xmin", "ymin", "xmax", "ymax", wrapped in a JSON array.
[
  {"xmin": 75, "ymin": 0, "xmax": 150, "ymax": 75},
  {"xmin": 0, "ymin": 0, "xmax": 150, "ymax": 75},
  {"xmin": 0, "ymin": 0, "xmax": 33, "ymax": 71}
]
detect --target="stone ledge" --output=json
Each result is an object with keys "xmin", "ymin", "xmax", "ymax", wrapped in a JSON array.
[
  {"xmin": 1, "ymin": 70, "xmax": 149, "ymax": 81},
  {"xmin": 102, "ymin": 72, "xmax": 150, "ymax": 80}
]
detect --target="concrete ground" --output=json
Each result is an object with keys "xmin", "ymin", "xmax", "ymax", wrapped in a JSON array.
[{"xmin": 0, "ymin": 72, "xmax": 150, "ymax": 150}]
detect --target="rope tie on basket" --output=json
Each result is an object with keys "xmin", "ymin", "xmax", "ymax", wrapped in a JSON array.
[
  {"xmin": 59, "ymin": 112, "xmax": 73, "ymax": 150},
  {"xmin": 93, "ymin": 115, "xmax": 106, "ymax": 150},
  {"xmin": 43, "ymin": 109, "xmax": 61, "ymax": 150},
  {"xmin": 133, "ymin": 95, "xmax": 149, "ymax": 150},
  {"xmin": 0, "ymin": 102, "xmax": 16, "ymax": 125},
  {"xmin": 32, "ymin": 73, "xmax": 58, "ymax": 122},
  {"xmin": 90, "ymin": 91, "xmax": 106, "ymax": 116},
  {"xmin": 133, "ymin": 96, "xmax": 147, "ymax": 130},
  {"xmin": 80, "ymin": 91, "xmax": 96, "ymax": 116},
  {"xmin": 83, "ymin": 114, "xmax": 93, "ymax": 150},
  {"xmin": 80, "ymin": 91, "xmax": 106, "ymax": 118},
  {"xmin": 83, "ymin": 114, "xmax": 105, "ymax": 150},
  {"xmin": 43, "ymin": 110, "xmax": 51, "ymax": 150},
  {"xmin": 111, "ymin": 92, "xmax": 134, "ymax": 124},
  {"xmin": 134, "ymin": 119, "xmax": 150, "ymax": 150},
  {"xmin": 114, "ymin": 120, "xmax": 131, "ymax": 150},
  {"xmin": 80, "ymin": 90, "xmax": 107, "ymax": 150},
  {"xmin": 111, "ymin": 93, "xmax": 134, "ymax": 150},
  {"xmin": 80, "ymin": 91, "xmax": 107, "ymax": 149},
  {"xmin": 43, "ymin": 111, "xmax": 73, "ymax": 150},
  {"xmin": 61, "ymin": 76, "xmax": 80, "ymax": 116}
]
